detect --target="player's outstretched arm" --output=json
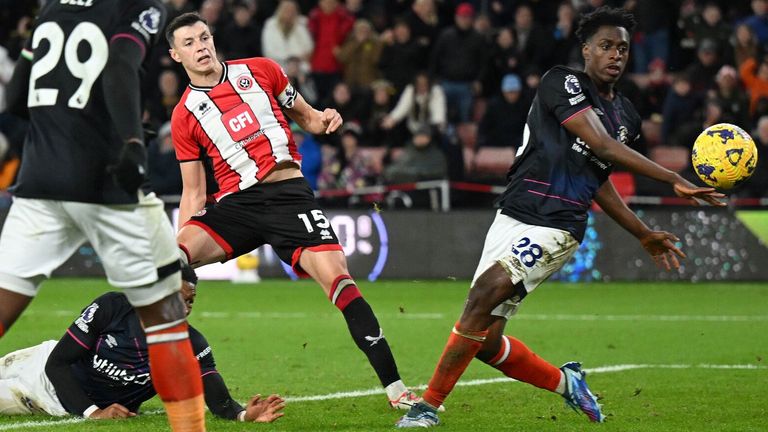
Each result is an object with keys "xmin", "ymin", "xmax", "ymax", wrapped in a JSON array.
[
  {"xmin": 241, "ymin": 394, "xmax": 286, "ymax": 422},
  {"xmin": 563, "ymin": 109, "xmax": 725, "ymax": 206},
  {"xmin": 285, "ymin": 93, "xmax": 343, "ymax": 135},
  {"xmin": 595, "ymin": 180, "xmax": 685, "ymax": 271}
]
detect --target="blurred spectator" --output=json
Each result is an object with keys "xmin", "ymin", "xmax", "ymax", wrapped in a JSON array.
[
  {"xmin": 481, "ymin": 26, "xmax": 520, "ymax": 98},
  {"xmin": 216, "ymin": 1, "xmax": 262, "ymax": 60},
  {"xmin": 292, "ymin": 123, "xmax": 322, "ymax": 190},
  {"xmin": 284, "ymin": 56, "xmax": 319, "ymax": 105},
  {"xmin": 684, "ymin": 38, "xmax": 723, "ymax": 95},
  {"xmin": 739, "ymin": 54, "xmax": 768, "ymax": 115},
  {"xmin": 635, "ymin": 58, "xmax": 671, "ymax": 118},
  {"xmin": 711, "ymin": 65, "xmax": 750, "ymax": 128},
  {"xmin": 337, "ymin": 123, "xmax": 378, "ymax": 189},
  {"xmin": 550, "ymin": 1, "xmax": 581, "ymax": 68},
  {"xmin": 478, "ymin": 73, "xmax": 527, "ymax": 149},
  {"xmin": 683, "ymin": 2, "xmax": 733, "ymax": 64},
  {"xmin": 0, "ymin": 45, "xmax": 14, "ymax": 112},
  {"xmin": 147, "ymin": 123, "xmax": 182, "ymax": 196},
  {"xmin": 261, "ymin": 0, "xmax": 314, "ymax": 70},
  {"xmin": 147, "ymin": 70, "xmax": 182, "ymax": 127},
  {"xmin": 322, "ymin": 81, "xmax": 367, "ymax": 128},
  {"xmin": 364, "ymin": 80, "xmax": 397, "ymax": 148},
  {"xmin": 166, "ymin": 0, "xmax": 197, "ymax": 25},
  {"xmin": 405, "ymin": 0, "xmax": 441, "ymax": 61},
  {"xmin": 308, "ymin": 0, "xmax": 355, "ymax": 101},
  {"xmin": 487, "ymin": 0, "xmax": 515, "ymax": 28},
  {"xmin": 199, "ymin": 0, "xmax": 225, "ymax": 36},
  {"xmin": 514, "ymin": 3, "xmax": 554, "ymax": 70},
  {"xmin": 383, "ymin": 126, "xmax": 447, "ymax": 183},
  {"xmin": 429, "ymin": 3, "xmax": 486, "ymax": 123},
  {"xmin": 740, "ymin": 0, "xmax": 768, "ymax": 44},
  {"xmin": 382, "ymin": 71, "xmax": 447, "ymax": 137},
  {"xmin": 473, "ymin": 13, "xmax": 495, "ymax": 43},
  {"xmin": 378, "ymin": 19, "xmax": 422, "ymax": 93},
  {"xmin": 337, "ymin": 19, "xmax": 383, "ymax": 89},
  {"xmin": 732, "ymin": 23, "xmax": 760, "ymax": 67},
  {"xmin": 662, "ymin": 74, "xmax": 702, "ymax": 145},
  {"xmin": 630, "ymin": 0, "xmax": 675, "ymax": 72},
  {"xmin": 742, "ymin": 115, "xmax": 768, "ymax": 197}
]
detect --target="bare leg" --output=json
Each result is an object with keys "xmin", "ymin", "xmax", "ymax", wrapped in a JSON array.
[{"xmin": 0, "ymin": 288, "xmax": 34, "ymax": 337}]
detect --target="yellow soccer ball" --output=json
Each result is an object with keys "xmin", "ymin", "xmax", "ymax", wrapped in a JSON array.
[{"xmin": 691, "ymin": 123, "xmax": 758, "ymax": 190}]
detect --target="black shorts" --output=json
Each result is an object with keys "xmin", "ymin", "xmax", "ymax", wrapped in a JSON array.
[{"xmin": 186, "ymin": 178, "xmax": 342, "ymax": 276}]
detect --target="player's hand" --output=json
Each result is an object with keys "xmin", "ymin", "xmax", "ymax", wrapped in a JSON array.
[
  {"xmin": 89, "ymin": 403, "xmax": 136, "ymax": 419},
  {"xmin": 108, "ymin": 140, "xmax": 148, "ymax": 194},
  {"xmin": 320, "ymin": 108, "xmax": 343, "ymax": 134},
  {"xmin": 672, "ymin": 177, "xmax": 726, "ymax": 206},
  {"xmin": 640, "ymin": 231, "xmax": 686, "ymax": 271},
  {"xmin": 243, "ymin": 394, "xmax": 285, "ymax": 422}
]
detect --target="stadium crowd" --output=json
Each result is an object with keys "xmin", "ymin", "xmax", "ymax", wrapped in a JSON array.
[{"xmin": 0, "ymin": 0, "xmax": 767, "ymax": 203}]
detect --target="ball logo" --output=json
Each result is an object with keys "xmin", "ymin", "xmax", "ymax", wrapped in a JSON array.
[
  {"xmin": 237, "ymin": 75, "xmax": 253, "ymax": 91},
  {"xmin": 564, "ymin": 74, "xmax": 582, "ymax": 95}
]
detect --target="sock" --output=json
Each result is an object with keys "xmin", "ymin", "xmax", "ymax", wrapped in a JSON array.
[
  {"xmin": 329, "ymin": 275, "xmax": 401, "ymax": 387},
  {"xmin": 0, "ymin": 321, "xmax": 5, "ymax": 338},
  {"xmin": 483, "ymin": 335, "xmax": 563, "ymax": 392},
  {"xmin": 145, "ymin": 319, "xmax": 205, "ymax": 432},
  {"xmin": 422, "ymin": 323, "xmax": 488, "ymax": 409},
  {"xmin": 385, "ymin": 380, "xmax": 408, "ymax": 401}
]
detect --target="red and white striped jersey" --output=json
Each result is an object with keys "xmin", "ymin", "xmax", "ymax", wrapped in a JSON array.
[{"xmin": 171, "ymin": 57, "xmax": 301, "ymax": 200}]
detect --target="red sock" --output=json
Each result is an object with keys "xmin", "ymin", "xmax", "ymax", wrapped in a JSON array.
[
  {"xmin": 0, "ymin": 321, "xmax": 5, "ymax": 338},
  {"xmin": 485, "ymin": 335, "xmax": 561, "ymax": 391},
  {"xmin": 146, "ymin": 320, "xmax": 205, "ymax": 431},
  {"xmin": 422, "ymin": 323, "xmax": 488, "ymax": 408}
]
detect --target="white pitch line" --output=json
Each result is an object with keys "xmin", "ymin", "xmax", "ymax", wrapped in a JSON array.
[
  {"xmin": 2, "ymin": 363, "xmax": 764, "ymax": 430},
  {"xmin": 29, "ymin": 311, "xmax": 768, "ymax": 322}
]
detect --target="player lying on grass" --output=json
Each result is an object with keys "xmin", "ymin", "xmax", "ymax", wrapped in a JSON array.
[
  {"xmin": 396, "ymin": 6, "xmax": 725, "ymax": 428},
  {"xmin": 0, "ymin": 267, "xmax": 284, "ymax": 422}
]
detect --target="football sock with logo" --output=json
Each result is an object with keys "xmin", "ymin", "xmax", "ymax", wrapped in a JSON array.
[
  {"xmin": 482, "ymin": 335, "xmax": 564, "ymax": 393},
  {"xmin": 422, "ymin": 323, "xmax": 488, "ymax": 409},
  {"xmin": 328, "ymin": 275, "xmax": 401, "ymax": 388},
  {"xmin": 145, "ymin": 319, "xmax": 205, "ymax": 432}
]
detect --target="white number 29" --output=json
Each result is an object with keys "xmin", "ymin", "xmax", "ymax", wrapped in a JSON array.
[{"xmin": 28, "ymin": 21, "xmax": 108, "ymax": 109}]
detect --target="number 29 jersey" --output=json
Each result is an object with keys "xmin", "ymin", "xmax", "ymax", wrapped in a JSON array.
[{"xmin": 13, "ymin": 0, "xmax": 166, "ymax": 204}]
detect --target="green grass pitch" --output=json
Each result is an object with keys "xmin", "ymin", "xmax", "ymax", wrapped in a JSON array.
[{"xmin": 0, "ymin": 279, "xmax": 766, "ymax": 431}]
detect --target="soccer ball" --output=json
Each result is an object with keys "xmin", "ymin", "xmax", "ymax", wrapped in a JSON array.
[{"xmin": 691, "ymin": 123, "xmax": 758, "ymax": 190}]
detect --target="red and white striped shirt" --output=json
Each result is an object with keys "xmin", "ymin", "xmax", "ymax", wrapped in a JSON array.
[{"xmin": 171, "ymin": 57, "xmax": 300, "ymax": 200}]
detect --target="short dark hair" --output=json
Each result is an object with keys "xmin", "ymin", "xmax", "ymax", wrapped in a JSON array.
[
  {"xmin": 575, "ymin": 7, "xmax": 637, "ymax": 45},
  {"xmin": 165, "ymin": 12, "xmax": 208, "ymax": 46}
]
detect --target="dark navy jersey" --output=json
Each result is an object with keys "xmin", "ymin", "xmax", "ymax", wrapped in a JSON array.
[
  {"xmin": 12, "ymin": 0, "xmax": 165, "ymax": 204},
  {"xmin": 63, "ymin": 293, "xmax": 215, "ymax": 413},
  {"xmin": 496, "ymin": 66, "xmax": 642, "ymax": 242}
]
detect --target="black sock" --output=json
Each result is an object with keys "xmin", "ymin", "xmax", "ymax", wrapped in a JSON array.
[{"xmin": 341, "ymin": 297, "xmax": 401, "ymax": 387}]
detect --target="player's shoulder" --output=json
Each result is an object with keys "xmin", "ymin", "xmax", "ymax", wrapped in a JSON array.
[
  {"xmin": 541, "ymin": 66, "xmax": 589, "ymax": 90},
  {"xmin": 79, "ymin": 291, "xmax": 130, "ymax": 319},
  {"xmin": 172, "ymin": 87, "xmax": 194, "ymax": 117},
  {"xmin": 228, "ymin": 56, "xmax": 280, "ymax": 70}
]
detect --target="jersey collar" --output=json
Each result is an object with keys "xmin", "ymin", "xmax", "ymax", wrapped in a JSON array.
[{"xmin": 188, "ymin": 61, "xmax": 228, "ymax": 92}]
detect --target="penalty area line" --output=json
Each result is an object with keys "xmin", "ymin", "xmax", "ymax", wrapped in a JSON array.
[{"xmin": 1, "ymin": 363, "xmax": 764, "ymax": 430}]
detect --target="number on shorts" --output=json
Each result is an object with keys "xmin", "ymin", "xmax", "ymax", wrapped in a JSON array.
[
  {"xmin": 511, "ymin": 237, "xmax": 543, "ymax": 268},
  {"xmin": 297, "ymin": 209, "xmax": 330, "ymax": 233}
]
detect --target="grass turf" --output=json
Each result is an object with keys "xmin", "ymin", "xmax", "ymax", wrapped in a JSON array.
[{"xmin": 0, "ymin": 279, "xmax": 765, "ymax": 431}]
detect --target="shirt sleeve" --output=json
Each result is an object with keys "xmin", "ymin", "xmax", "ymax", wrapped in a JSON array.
[
  {"xmin": 189, "ymin": 326, "xmax": 216, "ymax": 375},
  {"xmin": 65, "ymin": 293, "xmax": 117, "ymax": 350},
  {"xmin": 539, "ymin": 67, "xmax": 593, "ymax": 125},
  {"xmin": 255, "ymin": 58, "xmax": 298, "ymax": 109},
  {"xmin": 172, "ymin": 108, "xmax": 203, "ymax": 161},
  {"xmin": 112, "ymin": 0, "xmax": 167, "ymax": 58}
]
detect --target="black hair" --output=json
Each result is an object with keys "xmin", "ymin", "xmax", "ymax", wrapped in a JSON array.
[
  {"xmin": 575, "ymin": 6, "xmax": 637, "ymax": 45},
  {"xmin": 165, "ymin": 12, "xmax": 208, "ymax": 46}
]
